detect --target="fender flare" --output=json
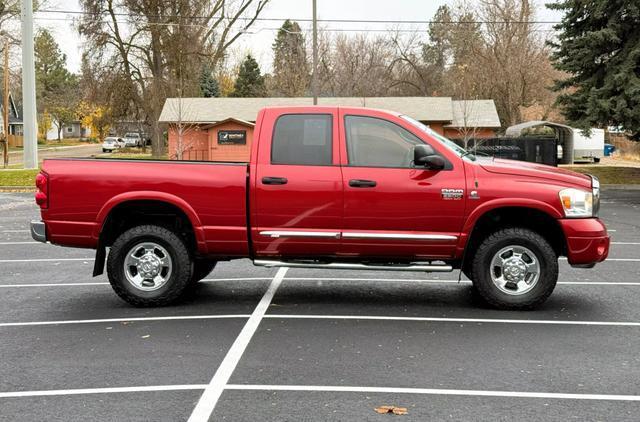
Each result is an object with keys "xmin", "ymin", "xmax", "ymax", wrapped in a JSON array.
[
  {"xmin": 92, "ymin": 191, "xmax": 207, "ymax": 252},
  {"xmin": 458, "ymin": 198, "xmax": 563, "ymax": 253}
]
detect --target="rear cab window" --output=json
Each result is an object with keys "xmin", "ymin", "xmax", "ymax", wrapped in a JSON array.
[{"xmin": 271, "ymin": 114, "xmax": 333, "ymax": 166}]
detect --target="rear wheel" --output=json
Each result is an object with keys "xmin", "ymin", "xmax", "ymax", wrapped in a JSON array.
[
  {"xmin": 107, "ymin": 225, "xmax": 193, "ymax": 306},
  {"xmin": 470, "ymin": 227, "xmax": 558, "ymax": 310}
]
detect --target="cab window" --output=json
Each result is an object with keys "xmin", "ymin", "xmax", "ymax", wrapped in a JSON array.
[
  {"xmin": 344, "ymin": 115, "xmax": 423, "ymax": 168},
  {"xmin": 271, "ymin": 114, "xmax": 333, "ymax": 166}
]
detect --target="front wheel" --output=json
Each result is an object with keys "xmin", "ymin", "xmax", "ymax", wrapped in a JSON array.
[
  {"xmin": 107, "ymin": 225, "xmax": 193, "ymax": 306},
  {"xmin": 470, "ymin": 228, "xmax": 558, "ymax": 310}
]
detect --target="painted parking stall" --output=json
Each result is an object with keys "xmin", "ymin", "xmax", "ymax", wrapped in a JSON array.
[{"xmin": 0, "ymin": 190, "xmax": 639, "ymax": 421}]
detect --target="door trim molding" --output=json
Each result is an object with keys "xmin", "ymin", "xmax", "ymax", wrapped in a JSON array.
[
  {"xmin": 342, "ymin": 232, "xmax": 457, "ymax": 241},
  {"xmin": 260, "ymin": 230, "xmax": 341, "ymax": 239},
  {"xmin": 259, "ymin": 231, "xmax": 458, "ymax": 241}
]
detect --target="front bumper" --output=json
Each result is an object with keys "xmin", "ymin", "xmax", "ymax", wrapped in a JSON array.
[
  {"xmin": 30, "ymin": 220, "xmax": 47, "ymax": 243},
  {"xmin": 559, "ymin": 218, "xmax": 609, "ymax": 266}
]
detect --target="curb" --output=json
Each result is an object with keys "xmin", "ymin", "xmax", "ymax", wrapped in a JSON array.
[{"xmin": 0, "ymin": 186, "xmax": 36, "ymax": 193}]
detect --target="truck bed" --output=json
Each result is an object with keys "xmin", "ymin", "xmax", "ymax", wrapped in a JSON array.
[{"xmin": 40, "ymin": 158, "xmax": 250, "ymax": 256}]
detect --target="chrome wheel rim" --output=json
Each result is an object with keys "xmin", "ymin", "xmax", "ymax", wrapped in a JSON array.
[
  {"xmin": 123, "ymin": 242, "xmax": 172, "ymax": 291},
  {"xmin": 490, "ymin": 245, "xmax": 540, "ymax": 295}
]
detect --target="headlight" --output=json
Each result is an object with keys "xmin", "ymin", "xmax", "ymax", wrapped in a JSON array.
[{"xmin": 559, "ymin": 188, "xmax": 593, "ymax": 218}]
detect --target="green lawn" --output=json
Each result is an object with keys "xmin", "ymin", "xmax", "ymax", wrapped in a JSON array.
[
  {"xmin": 0, "ymin": 169, "xmax": 40, "ymax": 187},
  {"xmin": 95, "ymin": 150, "xmax": 168, "ymax": 160},
  {"xmin": 568, "ymin": 166, "xmax": 640, "ymax": 184}
]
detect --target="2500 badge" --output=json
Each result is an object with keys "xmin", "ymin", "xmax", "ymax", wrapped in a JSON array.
[{"xmin": 441, "ymin": 188, "xmax": 464, "ymax": 200}]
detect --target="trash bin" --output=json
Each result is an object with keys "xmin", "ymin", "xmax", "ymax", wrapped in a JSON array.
[{"xmin": 604, "ymin": 143, "xmax": 616, "ymax": 156}]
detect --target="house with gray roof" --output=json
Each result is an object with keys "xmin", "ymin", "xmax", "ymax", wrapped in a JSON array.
[
  {"xmin": 158, "ymin": 96, "xmax": 501, "ymax": 161},
  {"xmin": 159, "ymin": 96, "xmax": 500, "ymax": 137}
]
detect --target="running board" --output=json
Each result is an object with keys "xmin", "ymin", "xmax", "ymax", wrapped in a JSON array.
[{"xmin": 253, "ymin": 259, "xmax": 453, "ymax": 272}]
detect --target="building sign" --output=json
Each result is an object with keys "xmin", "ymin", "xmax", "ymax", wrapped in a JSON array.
[{"xmin": 218, "ymin": 130, "xmax": 246, "ymax": 145}]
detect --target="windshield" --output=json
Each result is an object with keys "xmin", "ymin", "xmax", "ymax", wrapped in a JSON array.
[
  {"xmin": 399, "ymin": 115, "xmax": 473, "ymax": 159},
  {"xmin": 124, "ymin": 133, "xmax": 139, "ymax": 138}
]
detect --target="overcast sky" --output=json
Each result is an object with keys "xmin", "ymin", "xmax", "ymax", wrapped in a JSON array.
[{"xmin": 35, "ymin": 0, "xmax": 563, "ymax": 74}]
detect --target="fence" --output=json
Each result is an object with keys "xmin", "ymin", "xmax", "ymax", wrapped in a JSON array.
[
  {"xmin": 175, "ymin": 149, "xmax": 209, "ymax": 161},
  {"xmin": 7, "ymin": 134, "xmax": 23, "ymax": 148}
]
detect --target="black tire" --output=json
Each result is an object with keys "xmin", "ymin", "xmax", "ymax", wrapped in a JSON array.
[
  {"xmin": 190, "ymin": 260, "xmax": 217, "ymax": 284},
  {"xmin": 107, "ymin": 225, "xmax": 193, "ymax": 307},
  {"xmin": 102, "ymin": 148, "xmax": 108, "ymax": 152},
  {"xmin": 593, "ymin": 157, "xmax": 601, "ymax": 163},
  {"xmin": 470, "ymin": 227, "xmax": 558, "ymax": 310}
]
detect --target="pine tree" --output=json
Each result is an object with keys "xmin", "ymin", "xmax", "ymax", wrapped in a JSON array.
[
  {"xmin": 548, "ymin": 1, "xmax": 640, "ymax": 138},
  {"xmin": 34, "ymin": 29, "xmax": 75, "ymax": 112},
  {"xmin": 230, "ymin": 54, "xmax": 266, "ymax": 97},
  {"xmin": 199, "ymin": 65, "xmax": 220, "ymax": 98},
  {"xmin": 272, "ymin": 19, "xmax": 309, "ymax": 96}
]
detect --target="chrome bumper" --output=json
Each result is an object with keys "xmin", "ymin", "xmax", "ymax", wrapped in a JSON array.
[{"xmin": 30, "ymin": 220, "xmax": 47, "ymax": 243}]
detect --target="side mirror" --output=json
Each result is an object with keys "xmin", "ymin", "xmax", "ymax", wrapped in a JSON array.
[{"xmin": 413, "ymin": 145, "xmax": 445, "ymax": 170}]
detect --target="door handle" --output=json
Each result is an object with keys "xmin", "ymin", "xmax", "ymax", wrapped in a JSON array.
[
  {"xmin": 349, "ymin": 179, "xmax": 377, "ymax": 188},
  {"xmin": 262, "ymin": 176, "xmax": 288, "ymax": 185}
]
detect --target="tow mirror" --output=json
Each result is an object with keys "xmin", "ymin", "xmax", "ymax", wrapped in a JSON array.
[{"xmin": 413, "ymin": 145, "xmax": 445, "ymax": 170}]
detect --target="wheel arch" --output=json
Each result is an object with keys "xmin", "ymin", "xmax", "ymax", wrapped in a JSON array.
[
  {"xmin": 94, "ymin": 192, "xmax": 207, "ymax": 253},
  {"xmin": 460, "ymin": 202, "xmax": 567, "ymax": 275}
]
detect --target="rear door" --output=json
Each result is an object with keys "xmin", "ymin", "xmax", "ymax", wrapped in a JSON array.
[
  {"xmin": 251, "ymin": 108, "xmax": 343, "ymax": 257},
  {"xmin": 338, "ymin": 109, "xmax": 466, "ymax": 260}
]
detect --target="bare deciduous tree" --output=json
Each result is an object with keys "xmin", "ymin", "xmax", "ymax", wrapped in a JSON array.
[{"xmin": 79, "ymin": 0, "xmax": 269, "ymax": 157}]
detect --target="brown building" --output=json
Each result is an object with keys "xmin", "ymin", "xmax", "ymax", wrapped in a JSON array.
[
  {"xmin": 159, "ymin": 97, "xmax": 501, "ymax": 162},
  {"xmin": 167, "ymin": 118, "xmax": 255, "ymax": 161}
]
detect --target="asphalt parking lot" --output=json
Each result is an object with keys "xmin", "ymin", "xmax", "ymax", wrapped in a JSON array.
[{"xmin": 0, "ymin": 188, "xmax": 639, "ymax": 421}]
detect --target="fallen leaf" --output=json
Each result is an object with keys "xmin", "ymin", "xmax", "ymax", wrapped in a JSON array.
[
  {"xmin": 374, "ymin": 405, "xmax": 408, "ymax": 415},
  {"xmin": 392, "ymin": 407, "xmax": 408, "ymax": 415},
  {"xmin": 141, "ymin": 335, "xmax": 150, "ymax": 339}
]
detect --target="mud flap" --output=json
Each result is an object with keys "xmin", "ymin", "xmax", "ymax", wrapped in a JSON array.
[{"xmin": 93, "ymin": 243, "xmax": 106, "ymax": 277}]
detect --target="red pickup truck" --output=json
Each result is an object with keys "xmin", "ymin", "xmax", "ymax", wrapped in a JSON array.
[{"xmin": 31, "ymin": 106, "xmax": 609, "ymax": 309}]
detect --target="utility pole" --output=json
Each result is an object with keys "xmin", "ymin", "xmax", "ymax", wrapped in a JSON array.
[
  {"xmin": 21, "ymin": 0, "xmax": 38, "ymax": 169},
  {"xmin": 312, "ymin": 0, "xmax": 318, "ymax": 105},
  {"xmin": 3, "ymin": 39, "xmax": 8, "ymax": 168}
]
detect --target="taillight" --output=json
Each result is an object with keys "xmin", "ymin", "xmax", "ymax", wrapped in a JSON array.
[{"xmin": 35, "ymin": 172, "xmax": 48, "ymax": 209}]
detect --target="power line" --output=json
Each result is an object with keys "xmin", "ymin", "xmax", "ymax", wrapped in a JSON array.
[
  {"xmin": 32, "ymin": 8, "xmax": 561, "ymax": 25},
  {"xmin": 27, "ymin": 16, "xmax": 558, "ymax": 33}
]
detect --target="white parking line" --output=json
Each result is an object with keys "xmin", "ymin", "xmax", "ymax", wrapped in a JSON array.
[
  {"xmin": 0, "ymin": 314, "xmax": 249, "ymax": 328},
  {"xmin": 1, "ymin": 278, "xmax": 640, "ymax": 289},
  {"xmin": 3, "ymin": 382, "xmax": 638, "ymax": 402},
  {"xmin": 0, "ymin": 230, "xmax": 29, "ymax": 233},
  {"xmin": 0, "ymin": 384, "xmax": 207, "ymax": 399},
  {"xmin": 0, "ymin": 278, "xmax": 271, "ymax": 288},
  {"xmin": 284, "ymin": 277, "xmax": 640, "ymax": 286},
  {"xmin": 0, "ymin": 282, "xmax": 109, "ymax": 288},
  {"xmin": 0, "ymin": 258, "xmax": 94, "ymax": 263},
  {"xmin": 201, "ymin": 277, "xmax": 272, "ymax": 282},
  {"xmin": 187, "ymin": 267, "xmax": 288, "ymax": 422},
  {"xmin": 265, "ymin": 314, "xmax": 640, "ymax": 327},
  {"xmin": 0, "ymin": 242, "xmax": 39, "ymax": 245},
  {"xmin": 225, "ymin": 384, "xmax": 640, "ymax": 402},
  {"xmin": 612, "ymin": 242, "xmax": 640, "ymax": 245}
]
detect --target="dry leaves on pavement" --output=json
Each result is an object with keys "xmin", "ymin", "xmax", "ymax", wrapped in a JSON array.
[{"xmin": 374, "ymin": 405, "xmax": 408, "ymax": 415}]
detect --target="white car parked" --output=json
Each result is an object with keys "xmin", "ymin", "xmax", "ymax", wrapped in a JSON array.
[
  {"xmin": 123, "ymin": 132, "xmax": 143, "ymax": 147},
  {"xmin": 102, "ymin": 137, "xmax": 125, "ymax": 152}
]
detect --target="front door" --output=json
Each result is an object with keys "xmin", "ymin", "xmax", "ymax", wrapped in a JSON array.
[
  {"xmin": 338, "ymin": 110, "xmax": 466, "ymax": 260},
  {"xmin": 252, "ymin": 109, "xmax": 343, "ymax": 257}
]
